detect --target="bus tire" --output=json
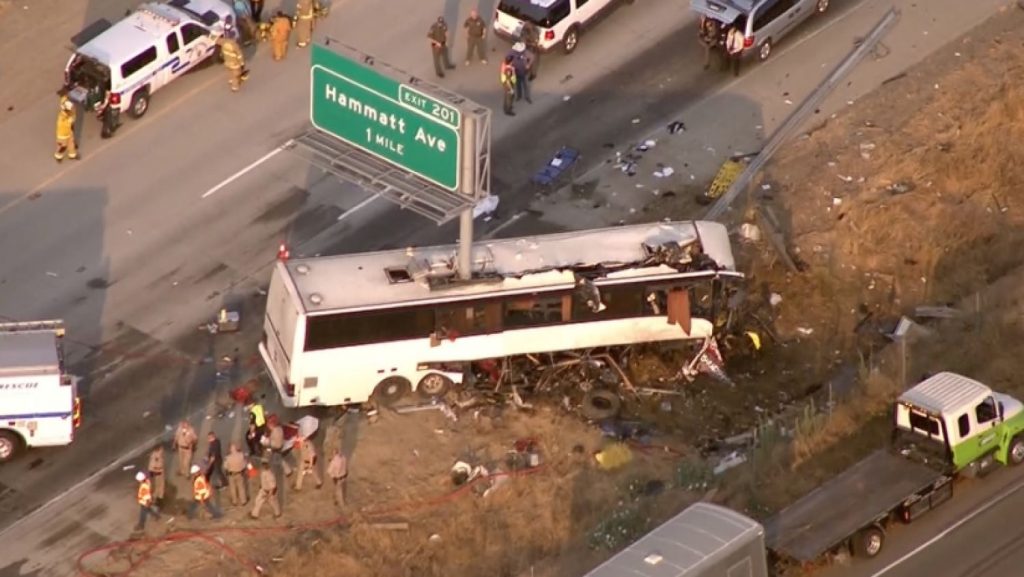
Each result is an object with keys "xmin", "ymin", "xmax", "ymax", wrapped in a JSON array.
[
  {"xmin": 373, "ymin": 377, "xmax": 411, "ymax": 406},
  {"xmin": 580, "ymin": 390, "xmax": 621, "ymax": 421},
  {"xmin": 1009, "ymin": 435, "xmax": 1024, "ymax": 466},
  {"xmin": 418, "ymin": 373, "xmax": 453, "ymax": 398},
  {"xmin": 0, "ymin": 430, "xmax": 23, "ymax": 463},
  {"xmin": 852, "ymin": 525, "xmax": 884, "ymax": 558}
]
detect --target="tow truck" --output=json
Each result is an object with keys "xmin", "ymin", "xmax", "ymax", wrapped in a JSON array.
[{"xmin": 0, "ymin": 320, "xmax": 81, "ymax": 463}]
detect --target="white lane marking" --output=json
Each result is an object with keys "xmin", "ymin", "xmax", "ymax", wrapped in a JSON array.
[
  {"xmin": 869, "ymin": 476, "xmax": 1024, "ymax": 576},
  {"xmin": 337, "ymin": 194, "xmax": 380, "ymax": 221},
  {"xmin": 201, "ymin": 140, "xmax": 294, "ymax": 199}
]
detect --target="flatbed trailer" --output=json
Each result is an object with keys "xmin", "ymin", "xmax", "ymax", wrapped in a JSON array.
[{"xmin": 764, "ymin": 449, "xmax": 952, "ymax": 562}]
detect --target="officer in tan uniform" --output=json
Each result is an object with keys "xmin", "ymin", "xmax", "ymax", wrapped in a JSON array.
[
  {"xmin": 54, "ymin": 98, "xmax": 78, "ymax": 162},
  {"xmin": 295, "ymin": 0, "xmax": 314, "ymax": 48},
  {"xmin": 224, "ymin": 443, "xmax": 249, "ymax": 506},
  {"xmin": 293, "ymin": 438, "xmax": 322, "ymax": 491},
  {"xmin": 173, "ymin": 421, "xmax": 198, "ymax": 477},
  {"xmin": 250, "ymin": 459, "xmax": 281, "ymax": 518},
  {"xmin": 216, "ymin": 36, "xmax": 249, "ymax": 92},
  {"xmin": 147, "ymin": 446, "xmax": 166, "ymax": 504},
  {"xmin": 270, "ymin": 11, "xmax": 293, "ymax": 61},
  {"xmin": 267, "ymin": 419, "xmax": 293, "ymax": 476},
  {"xmin": 326, "ymin": 448, "xmax": 348, "ymax": 507}
]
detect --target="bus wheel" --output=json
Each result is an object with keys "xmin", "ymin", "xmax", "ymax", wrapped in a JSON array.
[
  {"xmin": 418, "ymin": 373, "xmax": 453, "ymax": 398},
  {"xmin": 0, "ymin": 430, "xmax": 22, "ymax": 463},
  {"xmin": 373, "ymin": 377, "xmax": 411, "ymax": 406},
  {"xmin": 580, "ymin": 390, "xmax": 622, "ymax": 421}
]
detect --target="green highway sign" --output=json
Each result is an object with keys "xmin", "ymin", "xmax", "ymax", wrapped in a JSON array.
[{"xmin": 310, "ymin": 45, "xmax": 461, "ymax": 191}]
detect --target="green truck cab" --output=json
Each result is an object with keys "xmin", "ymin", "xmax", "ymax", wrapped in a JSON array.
[{"xmin": 894, "ymin": 371, "xmax": 1024, "ymax": 474}]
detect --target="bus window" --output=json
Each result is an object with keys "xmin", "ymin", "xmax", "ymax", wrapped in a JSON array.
[
  {"xmin": 572, "ymin": 284, "xmax": 643, "ymax": 321},
  {"xmin": 305, "ymin": 307, "xmax": 434, "ymax": 350},
  {"xmin": 504, "ymin": 293, "xmax": 569, "ymax": 328},
  {"xmin": 435, "ymin": 302, "xmax": 501, "ymax": 337}
]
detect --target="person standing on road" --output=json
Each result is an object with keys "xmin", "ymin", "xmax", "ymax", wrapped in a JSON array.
[
  {"xmin": 293, "ymin": 438, "xmax": 323, "ymax": 491},
  {"xmin": 463, "ymin": 9, "xmax": 488, "ymax": 66},
  {"xmin": 134, "ymin": 471, "xmax": 160, "ymax": 532},
  {"xmin": 270, "ymin": 11, "xmax": 293, "ymax": 61},
  {"xmin": 205, "ymin": 431, "xmax": 227, "ymax": 489},
  {"xmin": 500, "ymin": 55, "xmax": 517, "ymax": 117},
  {"xmin": 326, "ymin": 448, "xmax": 348, "ymax": 507},
  {"xmin": 232, "ymin": 0, "xmax": 258, "ymax": 46},
  {"xmin": 510, "ymin": 42, "xmax": 531, "ymax": 104},
  {"xmin": 725, "ymin": 25, "xmax": 744, "ymax": 77},
  {"xmin": 699, "ymin": 16, "xmax": 723, "ymax": 71},
  {"xmin": 54, "ymin": 98, "xmax": 78, "ymax": 163},
  {"xmin": 295, "ymin": 0, "xmax": 315, "ymax": 48},
  {"xmin": 224, "ymin": 443, "xmax": 249, "ymax": 506},
  {"xmin": 249, "ymin": 0, "xmax": 264, "ymax": 22},
  {"xmin": 173, "ymin": 420, "xmax": 198, "ymax": 477},
  {"xmin": 519, "ymin": 21, "xmax": 540, "ymax": 81},
  {"xmin": 187, "ymin": 465, "xmax": 224, "ymax": 520},
  {"xmin": 251, "ymin": 459, "xmax": 282, "ymax": 519},
  {"xmin": 147, "ymin": 446, "xmax": 166, "ymax": 506},
  {"xmin": 216, "ymin": 36, "xmax": 249, "ymax": 92},
  {"xmin": 428, "ymin": 16, "xmax": 456, "ymax": 78},
  {"xmin": 267, "ymin": 417, "xmax": 293, "ymax": 476},
  {"xmin": 246, "ymin": 421, "xmax": 263, "ymax": 456}
]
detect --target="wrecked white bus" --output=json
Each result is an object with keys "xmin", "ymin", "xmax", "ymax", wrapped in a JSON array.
[{"xmin": 259, "ymin": 221, "xmax": 745, "ymax": 408}]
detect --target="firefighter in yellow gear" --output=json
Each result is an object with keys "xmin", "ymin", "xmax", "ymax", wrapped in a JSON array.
[
  {"xmin": 54, "ymin": 99, "xmax": 78, "ymax": 162},
  {"xmin": 216, "ymin": 36, "xmax": 248, "ymax": 92},
  {"xmin": 270, "ymin": 11, "xmax": 293, "ymax": 61},
  {"xmin": 295, "ymin": 0, "xmax": 314, "ymax": 48}
]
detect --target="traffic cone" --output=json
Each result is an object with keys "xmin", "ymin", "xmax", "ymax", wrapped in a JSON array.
[{"xmin": 277, "ymin": 243, "xmax": 290, "ymax": 261}]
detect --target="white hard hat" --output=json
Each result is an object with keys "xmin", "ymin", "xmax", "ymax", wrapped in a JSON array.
[
  {"xmin": 512, "ymin": 42, "xmax": 526, "ymax": 52},
  {"xmin": 135, "ymin": 471, "xmax": 146, "ymax": 482},
  {"xmin": 190, "ymin": 464, "xmax": 201, "ymax": 475}
]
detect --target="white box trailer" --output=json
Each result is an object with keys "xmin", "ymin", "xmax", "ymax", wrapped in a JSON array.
[
  {"xmin": 0, "ymin": 320, "xmax": 80, "ymax": 463},
  {"xmin": 584, "ymin": 502, "xmax": 768, "ymax": 577}
]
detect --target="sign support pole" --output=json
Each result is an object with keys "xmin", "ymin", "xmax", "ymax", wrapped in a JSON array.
[{"xmin": 457, "ymin": 115, "xmax": 477, "ymax": 280}]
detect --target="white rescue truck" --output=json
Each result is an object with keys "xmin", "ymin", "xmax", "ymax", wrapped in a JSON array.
[{"xmin": 0, "ymin": 320, "xmax": 81, "ymax": 463}]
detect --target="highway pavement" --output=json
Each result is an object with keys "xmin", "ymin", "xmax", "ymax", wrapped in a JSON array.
[{"xmin": 0, "ymin": 0, "xmax": 1015, "ymax": 574}]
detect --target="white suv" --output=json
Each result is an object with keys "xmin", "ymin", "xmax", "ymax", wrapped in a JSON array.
[
  {"xmin": 493, "ymin": 0, "xmax": 634, "ymax": 54},
  {"xmin": 64, "ymin": 0, "xmax": 237, "ymax": 121}
]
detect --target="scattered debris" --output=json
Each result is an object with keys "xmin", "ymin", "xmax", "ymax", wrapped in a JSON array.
[
  {"xmin": 913, "ymin": 305, "xmax": 962, "ymax": 319},
  {"xmin": 594, "ymin": 443, "xmax": 633, "ymax": 470},
  {"xmin": 667, "ymin": 120, "xmax": 686, "ymax": 134},
  {"xmin": 712, "ymin": 451, "xmax": 747, "ymax": 475}
]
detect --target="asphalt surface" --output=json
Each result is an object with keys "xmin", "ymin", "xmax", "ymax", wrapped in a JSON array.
[{"xmin": 0, "ymin": 0, "xmax": 1014, "ymax": 574}]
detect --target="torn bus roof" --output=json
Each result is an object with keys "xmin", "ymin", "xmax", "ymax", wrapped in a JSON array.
[{"xmin": 281, "ymin": 221, "xmax": 743, "ymax": 314}]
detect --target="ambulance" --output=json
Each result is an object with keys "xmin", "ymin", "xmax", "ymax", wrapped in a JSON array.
[{"xmin": 0, "ymin": 320, "xmax": 81, "ymax": 463}]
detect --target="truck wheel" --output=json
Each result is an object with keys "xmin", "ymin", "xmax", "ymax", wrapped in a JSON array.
[
  {"xmin": 0, "ymin": 430, "xmax": 22, "ymax": 463},
  {"xmin": 418, "ymin": 373, "xmax": 453, "ymax": 398},
  {"xmin": 129, "ymin": 89, "xmax": 150, "ymax": 119},
  {"xmin": 580, "ymin": 389, "xmax": 622, "ymax": 421},
  {"xmin": 1009, "ymin": 436, "xmax": 1024, "ymax": 465},
  {"xmin": 853, "ymin": 526, "xmax": 885, "ymax": 558},
  {"xmin": 373, "ymin": 377, "xmax": 410, "ymax": 406}
]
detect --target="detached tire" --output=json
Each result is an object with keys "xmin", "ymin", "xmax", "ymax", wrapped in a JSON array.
[
  {"xmin": 853, "ymin": 526, "xmax": 885, "ymax": 558},
  {"xmin": 581, "ymin": 390, "xmax": 622, "ymax": 421},
  {"xmin": 0, "ymin": 430, "xmax": 22, "ymax": 463},
  {"xmin": 418, "ymin": 373, "xmax": 453, "ymax": 398},
  {"xmin": 373, "ymin": 377, "xmax": 411, "ymax": 406},
  {"xmin": 1009, "ymin": 435, "xmax": 1024, "ymax": 466}
]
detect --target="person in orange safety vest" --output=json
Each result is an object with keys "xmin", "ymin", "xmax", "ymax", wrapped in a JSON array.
[
  {"xmin": 134, "ymin": 471, "xmax": 160, "ymax": 531},
  {"xmin": 187, "ymin": 464, "xmax": 224, "ymax": 520}
]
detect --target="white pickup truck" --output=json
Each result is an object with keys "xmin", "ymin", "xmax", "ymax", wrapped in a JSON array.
[{"xmin": 0, "ymin": 320, "xmax": 81, "ymax": 463}]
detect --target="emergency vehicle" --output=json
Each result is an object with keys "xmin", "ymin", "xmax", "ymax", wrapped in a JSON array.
[
  {"xmin": 0, "ymin": 320, "xmax": 81, "ymax": 463},
  {"xmin": 64, "ymin": 0, "xmax": 238, "ymax": 121}
]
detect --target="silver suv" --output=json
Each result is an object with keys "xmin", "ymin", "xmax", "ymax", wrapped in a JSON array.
[{"xmin": 690, "ymin": 0, "xmax": 829, "ymax": 61}]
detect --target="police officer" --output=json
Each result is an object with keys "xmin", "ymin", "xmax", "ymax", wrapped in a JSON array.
[
  {"xmin": 293, "ymin": 437, "xmax": 323, "ymax": 491},
  {"xmin": 699, "ymin": 16, "xmax": 723, "ymax": 71},
  {"xmin": 463, "ymin": 9, "xmax": 488, "ymax": 66},
  {"xmin": 173, "ymin": 420, "xmax": 197, "ymax": 477},
  {"xmin": 224, "ymin": 443, "xmax": 249, "ymax": 506},
  {"xmin": 249, "ymin": 0, "xmax": 264, "ymax": 22},
  {"xmin": 54, "ymin": 98, "xmax": 78, "ymax": 162},
  {"xmin": 428, "ymin": 16, "xmax": 456, "ymax": 78},
  {"xmin": 295, "ymin": 0, "xmax": 315, "ymax": 48},
  {"xmin": 251, "ymin": 459, "xmax": 282, "ymax": 519},
  {"xmin": 519, "ymin": 21, "xmax": 541, "ymax": 81},
  {"xmin": 510, "ymin": 42, "xmax": 531, "ymax": 104},
  {"xmin": 233, "ymin": 0, "xmax": 257, "ymax": 45},
  {"xmin": 500, "ymin": 55, "xmax": 516, "ymax": 117},
  {"xmin": 270, "ymin": 10, "xmax": 293, "ymax": 61},
  {"xmin": 724, "ymin": 25, "xmax": 744, "ymax": 77},
  {"xmin": 147, "ymin": 446, "xmax": 166, "ymax": 506},
  {"xmin": 216, "ymin": 36, "xmax": 249, "ymax": 92}
]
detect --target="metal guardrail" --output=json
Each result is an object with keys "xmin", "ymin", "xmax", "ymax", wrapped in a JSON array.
[{"xmin": 703, "ymin": 7, "xmax": 902, "ymax": 222}]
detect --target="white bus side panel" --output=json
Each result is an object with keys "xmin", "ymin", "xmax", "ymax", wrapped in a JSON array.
[
  {"xmin": 289, "ymin": 316, "xmax": 713, "ymax": 407},
  {"xmin": 262, "ymin": 264, "xmax": 303, "ymax": 403}
]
